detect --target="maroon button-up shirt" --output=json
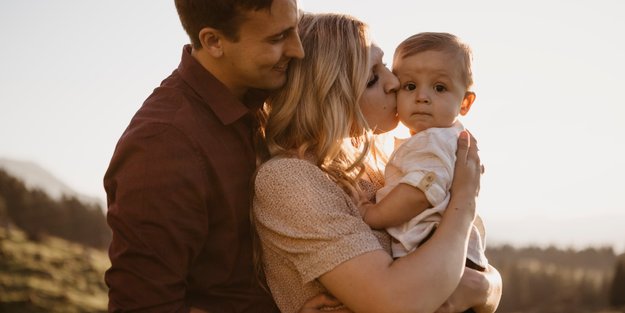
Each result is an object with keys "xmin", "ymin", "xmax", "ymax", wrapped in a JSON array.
[{"xmin": 104, "ymin": 45, "xmax": 279, "ymax": 313}]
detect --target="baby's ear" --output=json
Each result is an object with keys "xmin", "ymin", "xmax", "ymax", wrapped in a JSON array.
[{"xmin": 460, "ymin": 91, "xmax": 476, "ymax": 116}]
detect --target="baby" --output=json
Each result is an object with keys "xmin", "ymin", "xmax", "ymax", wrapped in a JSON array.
[{"xmin": 363, "ymin": 32, "xmax": 488, "ymax": 272}]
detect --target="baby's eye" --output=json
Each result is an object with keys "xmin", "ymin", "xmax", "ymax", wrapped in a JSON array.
[
  {"xmin": 434, "ymin": 84, "xmax": 447, "ymax": 92},
  {"xmin": 403, "ymin": 83, "xmax": 416, "ymax": 91}
]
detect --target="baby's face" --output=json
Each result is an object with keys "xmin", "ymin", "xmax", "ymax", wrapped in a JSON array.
[{"xmin": 393, "ymin": 50, "xmax": 471, "ymax": 134}]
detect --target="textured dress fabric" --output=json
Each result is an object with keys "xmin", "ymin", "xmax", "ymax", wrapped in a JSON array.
[
  {"xmin": 377, "ymin": 121, "xmax": 488, "ymax": 268},
  {"xmin": 253, "ymin": 157, "xmax": 391, "ymax": 313}
]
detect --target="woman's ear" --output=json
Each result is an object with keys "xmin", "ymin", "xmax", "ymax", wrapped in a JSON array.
[
  {"xmin": 460, "ymin": 91, "xmax": 476, "ymax": 116},
  {"xmin": 198, "ymin": 27, "xmax": 224, "ymax": 58}
]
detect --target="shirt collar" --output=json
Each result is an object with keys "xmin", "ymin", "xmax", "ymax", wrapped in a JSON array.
[{"xmin": 177, "ymin": 45, "xmax": 267, "ymax": 125}]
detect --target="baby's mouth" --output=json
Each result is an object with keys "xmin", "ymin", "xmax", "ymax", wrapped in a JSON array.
[{"xmin": 413, "ymin": 112, "xmax": 431, "ymax": 116}]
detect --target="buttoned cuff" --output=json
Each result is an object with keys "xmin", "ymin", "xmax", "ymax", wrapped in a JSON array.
[{"xmin": 400, "ymin": 171, "xmax": 446, "ymax": 206}]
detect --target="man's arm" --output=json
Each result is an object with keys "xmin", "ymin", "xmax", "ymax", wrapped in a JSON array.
[
  {"xmin": 435, "ymin": 265, "xmax": 503, "ymax": 313},
  {"xmin": 190, "ymin": 294, "xmax": 355, "ymax": 313},
  {"xmin": 105, "ymin": 124, "xmax": 208, "ymax": 312}
]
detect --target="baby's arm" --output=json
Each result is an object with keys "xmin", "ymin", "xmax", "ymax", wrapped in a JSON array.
[
  {"xmin": 362, "ymin": 129, "xmax": 457, "ymax": 230},
  {"xmin": 361, "ymin": 183, "xmax": 431, "ymax": 229}
]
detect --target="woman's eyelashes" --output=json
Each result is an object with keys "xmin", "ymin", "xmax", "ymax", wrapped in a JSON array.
[{"xmin": 366, "ymin": 73, "xmax": 379, "ymax": 88}]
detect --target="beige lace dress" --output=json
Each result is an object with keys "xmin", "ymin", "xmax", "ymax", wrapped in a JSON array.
[{"xmin": 253, "ymin": 157, "xmax": 390, "ymax": 313}]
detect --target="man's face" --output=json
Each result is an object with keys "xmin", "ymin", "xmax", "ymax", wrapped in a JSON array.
[{"xmin": 219, "ymin": 0, "xmax": 304, "ymax": 96}]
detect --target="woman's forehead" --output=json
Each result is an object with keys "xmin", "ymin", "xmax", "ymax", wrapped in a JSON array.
[{"xmin": 370, "ymin": 44, "xmax": 384, "ymax": 60}]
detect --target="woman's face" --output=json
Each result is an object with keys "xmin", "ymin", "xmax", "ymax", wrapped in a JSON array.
[{"xmin": 359, "ymin": 45, "xmax": 400, "ymax": 134}]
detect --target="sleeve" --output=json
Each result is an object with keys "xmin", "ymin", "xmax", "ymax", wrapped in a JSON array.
[
  {"xmin": 393, "ymin": 129, "xmax": 457, "ymax": 207},
  {"xmin": 104, "ymin": 122, "xmax": 208, "ymax": 312},
  {"xmin": 253, "ymin": 159, "xmax": 382, "ymax": 284}
]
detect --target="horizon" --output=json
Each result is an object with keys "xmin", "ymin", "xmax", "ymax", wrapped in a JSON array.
[
  {"xmin": 1, "ymin": 1, "xmax": 624, "ymax": 253},
  {"xmin": 2, "ymin": 142, "xmax": 624, "ymax": 254}
]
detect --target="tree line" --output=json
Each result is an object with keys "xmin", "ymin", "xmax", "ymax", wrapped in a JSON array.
[
  {"xmin": 1, "ymin": 168, "xmax": 624, "ymax": 311},
  {"xmin": 0, "ymin": 169, "xmax": 111, "ymax": 249},
  {"xmin": 487, "ymin": 244, "xmax": 625, "ymax": 312}
]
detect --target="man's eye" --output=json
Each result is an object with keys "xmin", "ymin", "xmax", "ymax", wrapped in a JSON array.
[
  {"xmin": 270, "ymin": 34, "xmax": 286, "ymax": 43},
  {"xmin": 366, "ymin": 74, "xmax": 379, "ymax": 88},
  {"xmin": 434, "ymin": 84, "xmax": 447, "ymax": 92},
  {"xmin": 403, "ymin": 83, "xmax": 416, "ymax": 91}
]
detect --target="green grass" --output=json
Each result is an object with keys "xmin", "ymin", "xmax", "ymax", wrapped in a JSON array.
[{"xmin": 0, "ymin": 227, "xmax": 109, "ymax": 313}]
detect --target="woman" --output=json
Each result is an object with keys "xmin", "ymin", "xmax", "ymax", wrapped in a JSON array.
[{"xmin": 253, "ymin": 13, "xmax": 501, "ymax": 313}]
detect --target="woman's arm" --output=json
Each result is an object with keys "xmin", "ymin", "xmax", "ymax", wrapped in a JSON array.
[{"xmin": 320, "ymin": 131, "xmax": 482, "ymax": 313}]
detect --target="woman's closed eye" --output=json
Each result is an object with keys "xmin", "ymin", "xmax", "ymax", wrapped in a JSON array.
[{"xmin": 366, "ymin": 73, "xmax": 379, "ymax": 88}]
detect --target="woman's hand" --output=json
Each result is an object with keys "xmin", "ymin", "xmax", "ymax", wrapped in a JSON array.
[
  {"xmin": 435, "ymin": 265, "xmax": 503, "ymax": 313},
  {"xmin": 298, "ymin": 293, "xmax": 353, "ymax": 313},
  {"xmin": 449, "ymin": 130, "xmax": 482, "ymax": 219}
]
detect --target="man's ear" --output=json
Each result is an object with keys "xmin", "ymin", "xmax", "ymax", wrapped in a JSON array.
[
  {"xmin": 460, "ymin": 91, "xmax": 476, "ymax": 116},
  {"xmin": 198, "ymin": 27, "xmax": 224, "ymax": 58}
]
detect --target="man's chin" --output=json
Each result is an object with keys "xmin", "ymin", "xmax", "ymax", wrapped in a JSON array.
[{"xmin": 259, "ymin": 76, "xmax": 287, "ymax": 91}]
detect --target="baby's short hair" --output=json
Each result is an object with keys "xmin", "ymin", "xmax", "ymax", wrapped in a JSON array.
[{"xmin": 394, "ymin": 32, "xmax": 473, "ymax": 89}]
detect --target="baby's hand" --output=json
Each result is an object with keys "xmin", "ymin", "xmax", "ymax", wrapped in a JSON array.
[{"xmin": 358, "ymin": 202, "xmax": 374, "ymax": 219}]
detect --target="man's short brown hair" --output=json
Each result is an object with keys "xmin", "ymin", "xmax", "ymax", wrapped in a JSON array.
[{"xmin": 175, "ymin": 0, "xmax": 274, "ymax": 48}]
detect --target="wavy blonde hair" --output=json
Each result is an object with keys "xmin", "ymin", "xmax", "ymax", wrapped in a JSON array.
[{"xmin": 263, "ymin": 12, "xmax": 372, "ymax": 201}]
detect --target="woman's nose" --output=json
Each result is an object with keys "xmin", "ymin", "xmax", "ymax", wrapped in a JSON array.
[{"xmin": 383, "ymin": 71, "xmax": 399, "ymax": 93}]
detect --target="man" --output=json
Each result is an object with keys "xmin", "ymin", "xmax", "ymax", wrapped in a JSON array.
[{"xmin": 104, "ymin": 1, "xmax": 319, "ymax": 312}]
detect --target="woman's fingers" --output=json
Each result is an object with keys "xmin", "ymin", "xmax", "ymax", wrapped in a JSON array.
[
  {"xmin": 456, "ymin": 130, "xmax": 471, "ymax": 163},
  {"xmin": 466, "ymin": 130, "xmax": 479, "ymax": 165},
  {"xmin": 299, "ymin": 293, "xmax": 352, "ymax": 313},
  {"xmin": 451, "ymin": 130, "xmax": 482, "ymax": 210},
  {"xmin": 456, "ymin": 131, "xmax": 480, "ymax": 169}
]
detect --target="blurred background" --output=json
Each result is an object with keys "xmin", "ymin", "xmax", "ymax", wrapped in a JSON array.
[{"xmin": 1, "ymin": 0, "xmax": 624, "ymax": 312}]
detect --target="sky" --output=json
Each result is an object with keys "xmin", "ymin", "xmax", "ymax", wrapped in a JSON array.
[{"xmin": 1, "ymin": 0, "xmax": 624, "ymax": 252}]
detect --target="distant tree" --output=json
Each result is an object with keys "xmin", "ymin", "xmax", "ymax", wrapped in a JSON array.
[
  {"xmin": 487, "ymin": 245, "xmax": 615, "ymax": 313},
  {"xmin": 610, "ymin": 256, "xmax": 625, "ymax": 307},
  {"xmin": 0, "ymin": 194, "xmax": 8, "ymax": 226},
  {"xmin": 61, "ymin": 195, "xmax": 111, "ymax": 248},
  {"xmin": 0, "ymin": 169, "xmax": 111, "ymax": 249}
]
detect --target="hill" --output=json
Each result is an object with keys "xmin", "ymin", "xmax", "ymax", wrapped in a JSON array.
[
  {"xmin": 0, "ymin": 167, "xmax": 111, "ymax": 250},
  {"xmin": 2, "ymin": 228, "xmax": 623, "ymax": 313},
  {"xmin": 0, "ymin": 158, "xmax": 102, "ymax": 207},
  {"xmin": 0, "ymin": 227, "xmax": 108, "ymax": 313},
  {"xmin": 0, "ymin": 161, "xmax": 623, "ymax": 312}
]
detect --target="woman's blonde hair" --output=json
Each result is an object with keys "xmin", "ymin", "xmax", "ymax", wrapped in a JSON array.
[{"xmin": 263, "ymin": 12, "xmax": 372, "ymax": 201}]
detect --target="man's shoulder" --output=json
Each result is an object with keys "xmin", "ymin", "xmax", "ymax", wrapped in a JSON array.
[{"xmin": 133, "ymin": 72, "xmax": 216, "ymax": 127}]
